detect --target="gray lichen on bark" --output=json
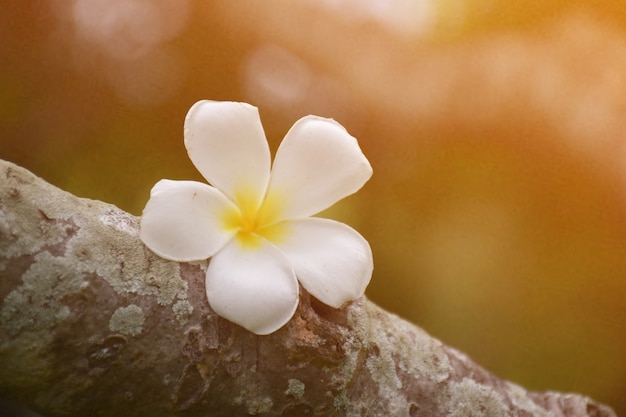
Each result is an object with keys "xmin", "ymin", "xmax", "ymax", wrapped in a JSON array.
[
  {"xmin": 0, "ymin": 159, "xmax": 617, "ymax": 417},
  {"xmin": 109, "ymin": 304, "xmax": 145, "ymax": 336}
]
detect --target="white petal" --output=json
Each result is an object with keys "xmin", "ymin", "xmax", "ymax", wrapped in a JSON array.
[
  {"xmin": 273, "ymin": 218, "xmax": 373, "ymax": 308},
  {"xmin": 184, "ymin": 100, "xmax": 271, "ymax": 209},
  {"xmin": 139, "ymin": 180, "xmax": 237, "ymax": 262},
  {"xmin": 205, "ymin": 238, "xmax": 299, "ymax": 335},
  {"xmin": 265, "ymin": 116, "xmax": 372, "ymax": 219}
]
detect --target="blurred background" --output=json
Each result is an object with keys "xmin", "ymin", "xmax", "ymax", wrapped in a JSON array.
[{"xmin": 2, "ymin": 1, "xmax": 626, "ymax": 415}]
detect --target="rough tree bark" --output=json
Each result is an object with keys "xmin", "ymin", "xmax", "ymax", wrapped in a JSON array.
[{"xmin": 0, "ymin": 159, "xmax": 616, "ymax": 417}]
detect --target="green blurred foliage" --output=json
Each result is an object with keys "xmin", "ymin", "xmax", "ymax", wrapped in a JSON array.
[{"xmin": 1, "ymin": 1, "xmax": 625, "ymax": 415}]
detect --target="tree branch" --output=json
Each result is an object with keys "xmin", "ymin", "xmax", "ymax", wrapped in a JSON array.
[{"xmin": 0, "ymin": 159, "xmax": 616, "ymax": 417}]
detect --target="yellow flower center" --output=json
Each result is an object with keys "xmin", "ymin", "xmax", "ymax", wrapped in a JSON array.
[{"xmin": 221, "ymin": 188, "xmax": 288, "ymax": 248}]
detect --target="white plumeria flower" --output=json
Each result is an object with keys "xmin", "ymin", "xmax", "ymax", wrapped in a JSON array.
[{"xmin": 139, "ymin": 100, "xmax": 373, "ymax": 335}]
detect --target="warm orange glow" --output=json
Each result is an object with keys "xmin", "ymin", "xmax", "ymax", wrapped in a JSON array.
[{"xmin": 3, "ymin": 0, "xmax": 626, "ymax": 413}]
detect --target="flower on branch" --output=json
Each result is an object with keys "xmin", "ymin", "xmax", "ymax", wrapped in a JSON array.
[{"xmin": 139, "ymin": 100, "xmax": 373, "ymax": 335}]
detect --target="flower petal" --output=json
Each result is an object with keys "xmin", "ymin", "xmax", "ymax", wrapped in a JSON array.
[
  {"xmin": 265, "ymin": 116, "xmax": 372, "ymax": 219},
  {"xmin": 184, "ymin": 100, "xmax": 271, "ymax": 210},
  {"xmin": 139, "ymin": 179, "xmax": 237, "ymax": 262},
  {"xmin": 205, "ymin": 237, "xmax": 299, "ymax": 335},
  {"xmin": 273, "ymin": 218, "xmax": 373, "ymax": 308}
]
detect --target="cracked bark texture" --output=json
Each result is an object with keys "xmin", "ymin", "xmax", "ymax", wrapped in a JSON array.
[{"xmin": 0, "ymin": 159, "xmax": 616, "ymax": 417}]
